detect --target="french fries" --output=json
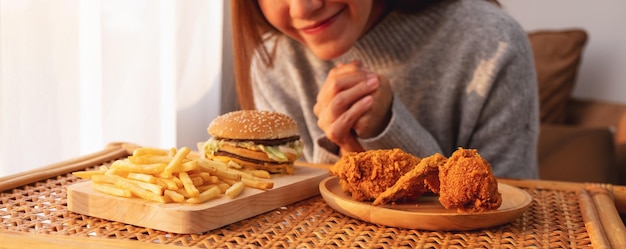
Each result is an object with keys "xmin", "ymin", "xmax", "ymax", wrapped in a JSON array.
[
  {"xmin": 72, "ymin": 146, "xmax": 276, "ymax": 204},
  {"xmin": 225, "ymin": 182, "xmax": 245, "ymax": 199}
]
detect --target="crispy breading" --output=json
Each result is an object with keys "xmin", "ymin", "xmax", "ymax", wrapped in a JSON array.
[
  {"xmin": 332, "ymin": 147, "xmax": 502, "ymax": 213},
  {"xmin": 438, "ymin": 148, "xmax": 502, "ymax": 212},
  {"xmin": 373, "ymin": 153, "xmax": 446, "ymax": 205},
  {"xmin": 330, "ymin": 148, "xmax": 421, "ymax": 201}
]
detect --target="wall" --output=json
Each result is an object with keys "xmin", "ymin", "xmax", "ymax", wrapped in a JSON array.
[{"xmin": 501, "ymin": 0, "xmax": 626, "ymax": 105}]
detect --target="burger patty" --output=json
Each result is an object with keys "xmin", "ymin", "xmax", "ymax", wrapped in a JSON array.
[
  {"xmin": 214, "ymin": 151, "xmax": 290, "ymax": 165},
  {"xmin": 217, "ymin": 135, "xmax": 300, "ymax": 146}
]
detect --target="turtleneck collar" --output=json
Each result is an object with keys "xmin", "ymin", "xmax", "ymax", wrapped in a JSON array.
[{"xmin": 334, "ymin": 4, "xmax": 448, "ymax": 69}]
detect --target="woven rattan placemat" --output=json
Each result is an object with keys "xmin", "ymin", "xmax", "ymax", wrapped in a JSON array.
[{"xmin": 1, "ymin": 158, "xmax": 594, "ymax": 248}]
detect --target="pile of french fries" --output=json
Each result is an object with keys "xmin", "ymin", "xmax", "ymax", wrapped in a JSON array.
[{"xmin": 72, "ymin": 146, "xmax": 274, "ymax": 204}]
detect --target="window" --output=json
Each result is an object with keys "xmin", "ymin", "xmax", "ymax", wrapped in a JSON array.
[{"xmin": 0, "ymin": 0, "xmax": 224, "ymax": 177}]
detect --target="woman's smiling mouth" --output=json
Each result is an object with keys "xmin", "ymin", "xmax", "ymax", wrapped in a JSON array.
[{"xmin": 298, "ymin": 7, "xmax": 346, "ymax": 35}]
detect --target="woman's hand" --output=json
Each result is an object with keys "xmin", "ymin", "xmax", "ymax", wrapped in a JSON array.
[
  {"xmin": 313, "ymin": 60, "xmax": 393, "ymax": 153},
  {"xmin": 353, "ymin": 68, "xmax": 393, "ymax": 139}
]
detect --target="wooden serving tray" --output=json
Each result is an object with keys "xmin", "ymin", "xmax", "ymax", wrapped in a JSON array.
[
  {"xmin": 67, "ymin": 165, "xmax": 329, "ymax": 234},
  {"xmin": 320, "ymin": 177, "xmax": 533, "ymax": 231}
]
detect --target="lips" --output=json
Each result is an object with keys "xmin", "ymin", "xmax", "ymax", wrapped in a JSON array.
[{"xmin": 298, "ymin": 7, "xmax": 346, "ymax": 34}]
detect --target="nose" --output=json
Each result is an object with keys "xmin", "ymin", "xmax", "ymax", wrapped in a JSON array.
[{"xmin": 289, "ymin": 0, "xmax": 323, "ymax": 19}]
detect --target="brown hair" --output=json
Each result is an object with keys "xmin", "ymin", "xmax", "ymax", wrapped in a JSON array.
[{"xmin": 230, "ymin": 0, "xmax": 500, "ymax": 110}]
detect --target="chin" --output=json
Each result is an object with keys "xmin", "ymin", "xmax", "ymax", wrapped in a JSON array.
[{"xmin": 309, "ymin": 43, "xmax": 353, "ymax": 60}]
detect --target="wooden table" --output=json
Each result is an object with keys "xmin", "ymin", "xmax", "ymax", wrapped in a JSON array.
[{"xmin": 1, "ymin": 143, "xmax": 625, "ymax": 249}]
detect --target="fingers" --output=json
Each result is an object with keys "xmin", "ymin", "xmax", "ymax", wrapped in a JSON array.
[
  {"xmin": 320, "ymin": 62, "xmax": 366, "ymax": 95},
  {"xmin": 314, "ymin": 74, "xmax": 378, "ymax": 139},
  {"xmin": 327, "ymin": 95, "xmax": 373, "ymax": 137},
  {"xmin": 315, "ymin": 74, "xmax": 374, "ymax": 114},
  {"xmin": 318, "ymin": 95, "xmax": 373, "ymax": 149},
  {"xmin": 352, "ymin": 74, "xmax": 393, "ymax": 138},
  {"xmin": 314, "ymin": 63, "xmax": 378, "ymax": 117},
  {"xmin": 328, "ymin": 75, "xmax": 377, "ymax": 113},
  {"xmin": 315, "ymin": 60, "xmax": 392, "ymax": 151},
  {"xmin": 316, "ymin": 61, "xmax": 365, "ymax": 104}
]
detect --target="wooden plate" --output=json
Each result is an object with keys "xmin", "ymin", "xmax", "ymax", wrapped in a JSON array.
[
  {"xmin": 67, "ymin": 166, "xmax": 329, "ymax": 234},
  {"xmin": 319, "ymin": 176, "xmax": 532, "ymax": 231}
]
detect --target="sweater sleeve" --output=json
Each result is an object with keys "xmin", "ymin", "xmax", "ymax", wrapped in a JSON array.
[
  {"xmin": 360, "ymin": 2, "xmax": 539, "ymax": 179},
  {"xmin": 462, "ymin": 38, "xmax": 540, "ymax": 179},
  {"xmin": 357, "ymin": 94, "xmax": 442, "ymax": 157}
]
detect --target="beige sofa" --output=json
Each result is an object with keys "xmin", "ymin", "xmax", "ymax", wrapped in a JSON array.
[{"xmin": 529, "ymin": 29, "xmax": 626, "ymax": 185}]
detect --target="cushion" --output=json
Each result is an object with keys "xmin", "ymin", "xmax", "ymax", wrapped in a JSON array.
[{"xmin": 528, "ymin": 29, "xmax": 588, "ymax": 124}]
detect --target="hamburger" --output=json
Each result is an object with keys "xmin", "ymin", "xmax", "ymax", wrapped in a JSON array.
[{"xmin": 200, "ymin": 110, "xmax": 304, "ymax": 174}]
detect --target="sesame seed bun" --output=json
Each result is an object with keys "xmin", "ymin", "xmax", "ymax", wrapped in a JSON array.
[
  {"xmin": 203, "ymin": 110, "xmax": 303, "ymax": 175},
  {"xmin": 207, "ymin": 110, "xmax": 298, "ymax": 140}
]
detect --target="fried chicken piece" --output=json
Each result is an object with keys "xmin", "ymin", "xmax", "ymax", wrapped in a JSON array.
[
  {"xmin": 438, "ymin": 148, "xmax": 502, "ymax": 213},
  {"xmin": 372, "ymin": 153, "xmax": 446, "ymax": 205},
  {"xmin": 330, "ymin": 148, "xmax": 421, "ymax": 201}
]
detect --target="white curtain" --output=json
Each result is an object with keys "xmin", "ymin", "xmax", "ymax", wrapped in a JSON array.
[{"xmin": 0, "ymin": 0, "xmax": 224, "ymax": 177}]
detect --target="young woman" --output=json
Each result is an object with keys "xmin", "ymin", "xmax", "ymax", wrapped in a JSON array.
[{"xmin": 230, "ymin": 0, "xmax": 539, "ymax": 179}]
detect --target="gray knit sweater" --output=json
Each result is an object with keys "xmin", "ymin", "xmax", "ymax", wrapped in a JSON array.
[{"xmin": 250, "ymin": 0, "xmax": 539, "ymax": 179}]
